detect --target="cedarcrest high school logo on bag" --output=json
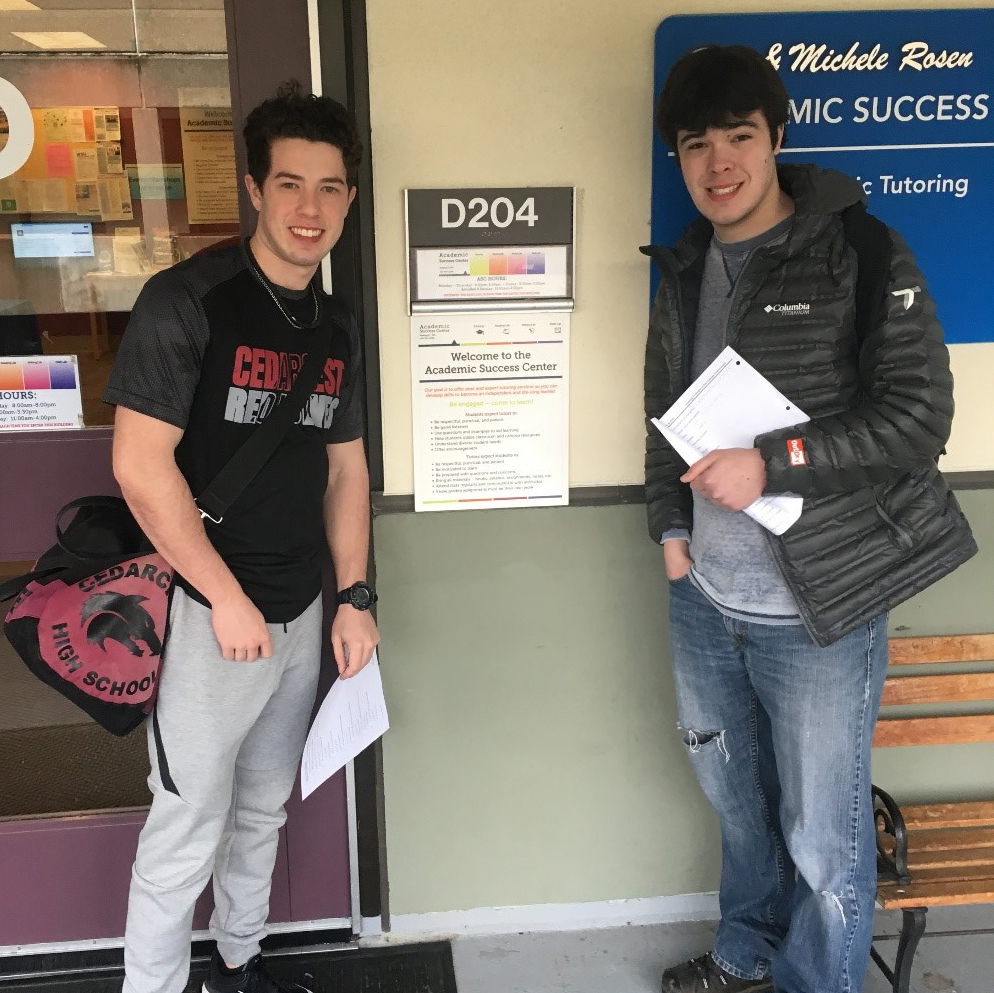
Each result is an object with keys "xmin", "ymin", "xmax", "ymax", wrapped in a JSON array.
[{"xmin": 32, "ymin": 555, "xmax": 172, "ymax": 706}]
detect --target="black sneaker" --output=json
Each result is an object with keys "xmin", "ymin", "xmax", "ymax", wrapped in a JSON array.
[
  {"xmin": 661, "ymin": 952, "xmax": 773, "ymax": 992},
  {"xmin": 203, "ymin": 950, "xmax": 313, "ymax": 993}
]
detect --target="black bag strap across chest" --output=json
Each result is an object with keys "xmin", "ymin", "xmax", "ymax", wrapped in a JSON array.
[
  {"xmin": 195, "ymin": 295, "xmax": 351, "ymax": 524},
  {"xmin": 0, "ymin": 296, "xmax": 352, "ymax": 604}
]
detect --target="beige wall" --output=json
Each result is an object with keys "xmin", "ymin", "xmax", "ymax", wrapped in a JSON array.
[{"xmin": 366, "ymin": 0, "xmax": 991, "ymax": 494}]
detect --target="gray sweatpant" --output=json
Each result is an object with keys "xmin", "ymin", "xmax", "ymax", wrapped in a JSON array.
[{"xmin": 122, "ymin": 587, "xmax": 322, "ymax": 993}]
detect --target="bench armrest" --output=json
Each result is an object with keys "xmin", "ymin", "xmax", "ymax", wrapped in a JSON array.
[{"xmin": 873, "ymin": 784, "xmax": 911, "ymax": 884}]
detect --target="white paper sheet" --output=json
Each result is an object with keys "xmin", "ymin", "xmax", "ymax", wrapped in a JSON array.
[
  {"xmin": 651, "ymin": 347, "xmax": 809, "ymax": 535},
  {"xmin": 301, "ymin": 651, "xmax": 389, "ymax": 800}
]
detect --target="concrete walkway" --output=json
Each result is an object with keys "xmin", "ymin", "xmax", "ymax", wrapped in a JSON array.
[{"xmin": 448, "ymin": 906, "xmax": 994, "ymax": 993}]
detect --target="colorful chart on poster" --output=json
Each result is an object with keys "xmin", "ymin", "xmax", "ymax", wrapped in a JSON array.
[
  {"xmin": 415, "ymin": 245, "xmax": 568, "ymax": 302},
  {"xmin": 406, "ymin": 188, "xmax": 575, "ymax": 311},
  {"xmin": 0, "ymin": 355, "xmax": 84, "ymax": 431}
]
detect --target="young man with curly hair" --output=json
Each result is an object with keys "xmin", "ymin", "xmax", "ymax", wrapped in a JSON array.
[{"xmin": 107, "ymin": 82, "xmax": 378, "ymax": 993}]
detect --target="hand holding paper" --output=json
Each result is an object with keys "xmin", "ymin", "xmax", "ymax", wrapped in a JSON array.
[
  {"xmin": 681, "ymin": 447, "xmax": 767, "ymax": 511},
  {"xmin": 301, "ymin": 650, "xmax": 389, "ymax": 800},
  {"xmin": 651, "ymin": 347, "xmax": 808, "ymax": 535}
]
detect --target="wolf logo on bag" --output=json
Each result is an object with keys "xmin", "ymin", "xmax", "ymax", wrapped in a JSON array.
[
  {"xmin": 81, "ymin": 593, "xmax": 163, "ymax": 658},
  {"xmin": 6, "ymin": 552, "xmax": 174, "ymax": 725},
  {"xmin": 1, "ymin": 503, "xmax": 177, "ymax": 735}
]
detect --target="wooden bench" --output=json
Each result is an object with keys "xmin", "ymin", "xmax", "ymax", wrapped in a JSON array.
[{"xmin": 871, "ymin": 634, "xmax": 994, "ymax": 993}]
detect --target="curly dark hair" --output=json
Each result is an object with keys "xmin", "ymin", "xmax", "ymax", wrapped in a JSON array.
[
  {"xmin": 243, "ymin": 80, "xmax": 363, "ymax": 188},
  {"xmin": 655, "ymin": 45, "xmax": 789, "ymax": 154}
]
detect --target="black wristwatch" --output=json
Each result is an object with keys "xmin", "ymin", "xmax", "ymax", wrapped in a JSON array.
[{"xmin": 336, "ymin": 581, "xmax": 378, "ymax": 610}]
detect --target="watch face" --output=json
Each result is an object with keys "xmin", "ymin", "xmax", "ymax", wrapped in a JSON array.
[{"xmin": 351, "ymin": 585, "xmax": 373, "ymax": 608}]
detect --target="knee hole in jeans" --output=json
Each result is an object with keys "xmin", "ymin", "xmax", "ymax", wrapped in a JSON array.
[{"xmin": 679, "ymin": 726, "xmax": 731, "ymax": 762}]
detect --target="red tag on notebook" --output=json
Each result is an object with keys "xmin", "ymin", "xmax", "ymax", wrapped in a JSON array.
[{"xmin": 787, "ymin": 438, "xmax": 807, "ymax": 466}]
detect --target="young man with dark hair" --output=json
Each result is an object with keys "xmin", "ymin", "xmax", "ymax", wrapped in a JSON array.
[
  {"xmin": 643, "ymin": 45, "xmax": 975, "ymax": 993},
  {"xmin": 106, "ymin": 82, "xmax": 378, "ymax": 993}
]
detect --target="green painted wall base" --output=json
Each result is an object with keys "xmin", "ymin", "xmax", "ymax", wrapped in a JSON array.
[{"xmin": 374, "ymin": 492, "xmax": 993, "ymax": 916}]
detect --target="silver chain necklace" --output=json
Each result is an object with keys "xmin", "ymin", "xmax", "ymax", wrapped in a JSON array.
[{"xmin": 245, "ymin": 248, "xmax": 322, "ymax": 330}]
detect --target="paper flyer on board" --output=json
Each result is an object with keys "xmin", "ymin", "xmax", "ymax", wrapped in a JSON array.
[
  {"xmin": 411, "ymin": 312, "xmax": 570, "ymax": 511},
  {"xmin": 179, "ymin": 106, "xmax": 239, "ymax": 224}
]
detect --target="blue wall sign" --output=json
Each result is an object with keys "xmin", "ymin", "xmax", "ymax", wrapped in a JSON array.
[{"xmin": 651, "ymin": 9, "xmax": 993, "ymax": 344}]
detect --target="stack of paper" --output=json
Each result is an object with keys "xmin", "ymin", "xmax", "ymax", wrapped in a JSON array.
[
  {"xmin": 301, "ymin": 651, "xmax": 390, "ymax": 800},
  {"xmin": 651, "ymin": 347, "xmax": 808, "ymax": 535}
]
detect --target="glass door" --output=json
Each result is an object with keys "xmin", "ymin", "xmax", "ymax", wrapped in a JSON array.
[{"xmin": 0, "ymin": 0, "xmax": 351, "ymax": 951}]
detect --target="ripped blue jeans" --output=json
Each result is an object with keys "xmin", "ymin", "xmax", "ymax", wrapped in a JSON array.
[{"xmin": 667, "ymin": 576, "xmax": 889, "ymax": 993}]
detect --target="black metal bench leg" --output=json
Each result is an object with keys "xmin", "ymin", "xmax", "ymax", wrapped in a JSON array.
[{"xmin": 892, "ymin": 908, "xmax": 928, "ymax": 993}]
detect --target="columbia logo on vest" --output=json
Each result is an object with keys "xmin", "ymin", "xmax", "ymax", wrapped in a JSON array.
[{"xmin": 764, "ymin": 302, "xmax": 811, "ymax": 314}]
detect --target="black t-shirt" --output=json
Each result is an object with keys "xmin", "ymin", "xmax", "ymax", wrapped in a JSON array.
[{"xmin": 104, "ymin": 241, "xmax": 364, "ymax": 622}]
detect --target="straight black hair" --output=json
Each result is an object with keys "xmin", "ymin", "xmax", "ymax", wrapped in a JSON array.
[{"xmin": 655, "ymin": 45, "xmax": 789, "ymax": 153}]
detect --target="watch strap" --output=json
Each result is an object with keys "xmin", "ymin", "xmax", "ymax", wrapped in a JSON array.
[{"xmin": 337, "ymin": 582, "xmax": 377, "ymax": 608}]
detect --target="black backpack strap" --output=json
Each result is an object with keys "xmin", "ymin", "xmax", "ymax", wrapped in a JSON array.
[
  {"xmin": 54, "ymin": 496, "xmax": 149, "ymax": 558},
  {"xmin": 1, "ymin": 497, "xmax": 151, "ymax": 600},
  {"xmin": 195, "ymin": 295, "xmax": 353, "ymax": 524},
  {"xmin": 0, "ymin": 565, "xmax": 64, "ymax": 602},
  {"xmin": 841, "ymin": 203, "xmax": 893, "ymax": 342}
]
